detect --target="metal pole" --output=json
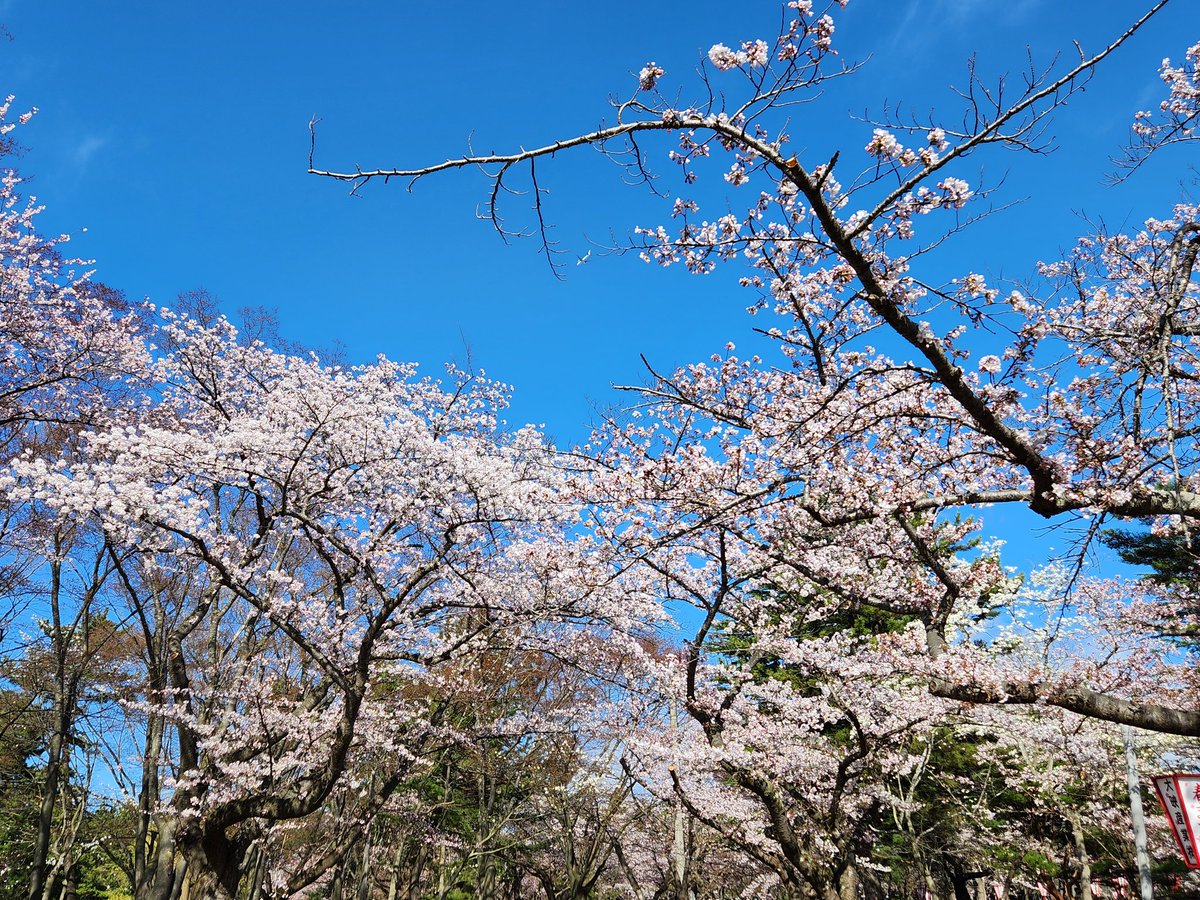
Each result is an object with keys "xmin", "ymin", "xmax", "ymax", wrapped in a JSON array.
[{"xmin": 1122, "ymin": 724, "xmax": 1154, "ymax": 900}]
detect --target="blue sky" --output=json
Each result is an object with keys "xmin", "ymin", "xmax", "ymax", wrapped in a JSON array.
[{"xmin": 2, "ymin": 0, "xmax": 1195, "ymax": 476}]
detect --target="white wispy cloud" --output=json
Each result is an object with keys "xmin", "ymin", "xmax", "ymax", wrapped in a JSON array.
[
  {"xmin": 890, "ymin": 0, "xmax": 1040, "ymax": 49},
  {"xmin": 70, "ymin": 134, "xmax": 110, "ymax": 169}
]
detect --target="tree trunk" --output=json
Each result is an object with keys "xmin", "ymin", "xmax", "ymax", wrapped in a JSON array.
[
  {"xmin": 477, "ymin": 856, "xmax": 497, "ymax": 900},
  {"xmin": 670, "ymin": 699, "xmax": 691, "ymax": 900},
  {"xmin": 29, "ymin": 558, "xmax": 71, "ymax": 900},
  {"xmin": 839, "ymin": 863, "xmax": 859, "ymax": 900},
  {"xmin": 246, "ymin": 845, "xmax": 267, "ymax": 900},
  {"xmin": 435, "ymin": 845, "xmax": 448, "ymax": 900},
  {"xmin": 61, "ymin": 860, "xmax": 80, "ymax": 900},
  {"xmin": 134, "ymin": 709, "xmax": 166, "ymax": 890},
  {"xmin": 355, "ymin": 827, "xmax": 374, "ymax": 900},
  {"xmin": 949, "ymin": 870, "xmax": 973, "ymax": 900},
  {"xmin": 476, "ymin": 769, "xmax": 497, "ymax": 900},
  {"xmin": 397, "ymin": 839, "xmax": 428, "ymax": 900},
  {"xmin": 166, "ymin": 854, "xmax": 187, "ymax": 900},
  {"xmin": 136, "ymin": 815, "xmax": 180, "ymax": 900},
  {"xmin": 1068, "ymin": 811, "xmax": 1093, "ymax": 900},
  {"xmin": 385, "ymin": 842, "xmax": 405, "ymax": 900},
  {"xmin": 178, "ymin": 827, "xmax": 248, "ymax": 900},
  {"xmin": 29, "ymin": 719, "xmax": 65, "ymax": 900}
]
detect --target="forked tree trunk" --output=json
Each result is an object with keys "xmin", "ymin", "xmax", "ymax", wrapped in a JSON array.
[
  {"xmin": 178, "ymin": 827, "xmax": 248, "ymax": 900},
  {"xmin": 136, "ymin": 816, "xmax": 180, "ymax": 900},
  {"xmin": 245, "ymin": 844, "xmax": 268, "ymax": 900}
]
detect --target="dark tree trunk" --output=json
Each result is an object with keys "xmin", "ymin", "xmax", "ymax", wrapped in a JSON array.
[
  {"xmin": 178, "ymin": 826, "xmax": 249, "ymax": 900},
  {"xmin": 29, "ymin": 711, "xmax": 66, "ymax": 900},
  {"xmin": 950, "ymin": 870, "xmax": 974, "ymax": 900},
  {"xmin": 61, "ymin": 861, "xmax": 80, "ymax": 900},
  {"xmin": 29, "ymin": 559, "xmax": 72, "ymax": 900}
]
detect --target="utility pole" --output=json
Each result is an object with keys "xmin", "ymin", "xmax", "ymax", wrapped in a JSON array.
[{"xmin": 1122, "ymin": 724, "xmax": 1154, "ymax": 900}]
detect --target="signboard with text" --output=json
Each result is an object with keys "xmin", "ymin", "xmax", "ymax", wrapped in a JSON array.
[{"xmin": 1153, "ymin": 774, "xmax": 1200, "ymax": 869}]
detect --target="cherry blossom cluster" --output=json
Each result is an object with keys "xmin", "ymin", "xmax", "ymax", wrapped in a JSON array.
[{"xmin": 1131, "ymin": 41, "xmax": 1200, "ymax": 153}]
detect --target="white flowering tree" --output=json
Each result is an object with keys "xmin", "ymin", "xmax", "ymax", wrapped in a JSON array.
[
  {"xmin": 310, "ymin": 1, "xmax": 1200, "ymax": 737},
  {"xmin": 0, "ymin": 97, "xmax": 155, "ymax": 900},
  {"xmin": 4, "ymin": 307, "xmax": 660, "ymax": 898}
]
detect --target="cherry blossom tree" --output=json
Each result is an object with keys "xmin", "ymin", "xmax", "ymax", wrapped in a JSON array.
[
  {"xmin": 4, "ymin": 308, "xmax": 659, "ymax": 898},
  {"xmin": 1, "ymin": 97, "xmax": 664, "ymax": 897},
  {"xmin": 0, "ymin": 98, "xmax": 154, "ymax": 900},
  {"xmin": 0, "ymin": 111, "xmax": 147, "ymax": 450},
  {"xmin": 588, "ymin": 452, "xmax": 981, "ymax": 896},
  {"xmin": 310, "ymin": 0, "xmax": 1200, "ymax": 737}
]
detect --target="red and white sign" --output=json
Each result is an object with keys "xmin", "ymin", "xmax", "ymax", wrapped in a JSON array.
[{"xmin": 1152, "ymin": 773, "xmax": 1200, "ymax": 869}]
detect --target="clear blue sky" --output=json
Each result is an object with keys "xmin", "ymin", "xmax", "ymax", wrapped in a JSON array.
[{"xmin": 2, "ymin": 0, "xmax": 1194, "ymax": 478}]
